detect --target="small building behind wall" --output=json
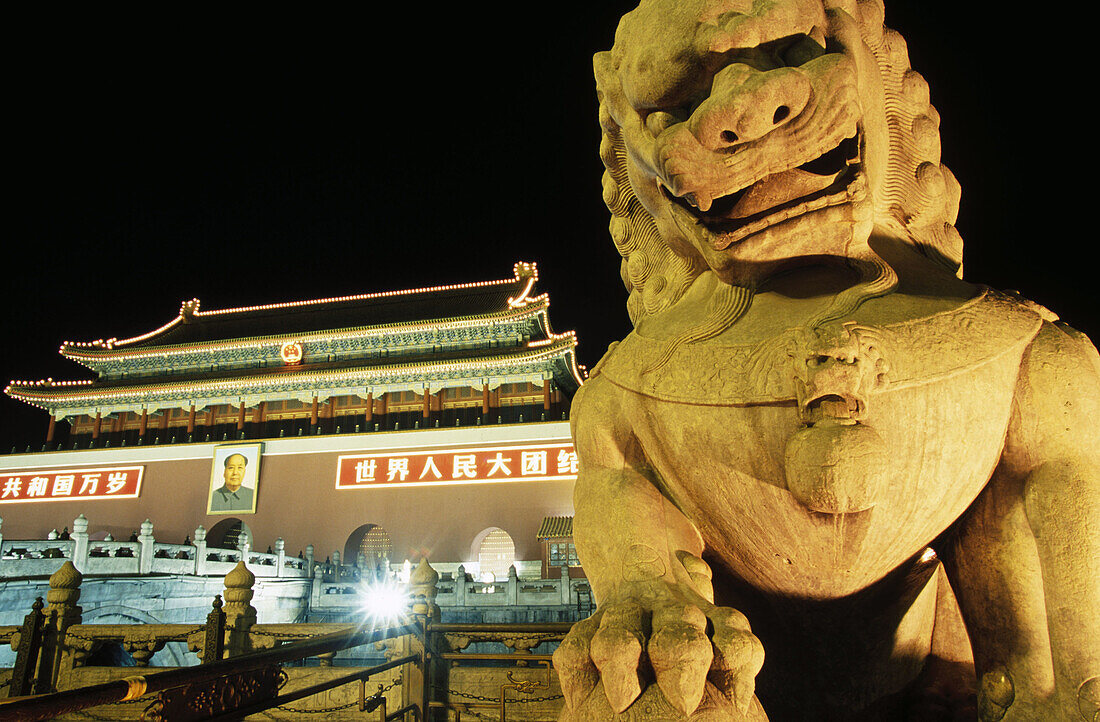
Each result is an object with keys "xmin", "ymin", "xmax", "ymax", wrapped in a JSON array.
[{"xmin": 1, "ymin": 262, "xmax": 585, "ymax": 591}]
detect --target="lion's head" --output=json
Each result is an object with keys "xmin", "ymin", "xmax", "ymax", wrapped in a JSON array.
[{"xmin": 597, "ymin": 0, "xmax": 962, "ymax": 329}]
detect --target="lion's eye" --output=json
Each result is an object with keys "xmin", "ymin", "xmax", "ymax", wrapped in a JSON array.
[
  {"xmin": 780, "ymin": 34, "xmax": 828, "ymax": 67},
  {"xmin": 718, "ymin": 34, "xmax": 827, "ymax": 72}
]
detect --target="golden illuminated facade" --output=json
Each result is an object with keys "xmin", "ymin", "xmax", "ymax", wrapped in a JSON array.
[
  {"xmin": 7, "ymin": 262, "xmax": 583, "ymax": 449},
  {"xmin": 1, "ymin": 262, "xmax": 583, "ymax": 579}
]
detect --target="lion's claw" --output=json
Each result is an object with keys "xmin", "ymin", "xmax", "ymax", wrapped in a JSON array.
[
  {"xmin": 554, "ymin": 616, "xmax": 600, "ymax": 711},
  {"xmin": 649, "ymin": 617, "xmax": 713, "ymax": 714},
  {"xmin": 710, "ymin": 608, "xmax": 766, "ymax": 714},
  {"xmin": 555, "ymin": 595, "xmax": 764, "ymax": 718},
  {"xmin": 590, "ymin": 604, "xmax": 646, "ymax": 711}
]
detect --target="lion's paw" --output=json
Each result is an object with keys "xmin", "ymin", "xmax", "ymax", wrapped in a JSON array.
[{"xmin": 554, "ymin": 595, "xmax": 766, "ymax": 720}]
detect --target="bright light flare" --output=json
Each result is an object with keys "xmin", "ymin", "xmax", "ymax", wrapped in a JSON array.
[{"xmin": 360, "ymin": 579, "xmax": 410, "ymax": 626}]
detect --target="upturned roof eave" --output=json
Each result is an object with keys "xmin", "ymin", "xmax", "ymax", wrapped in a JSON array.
[
  {"xmin": 7, "ymin": 335, "xmax": 579, "ymax": 410},
  {"xmin": 58, "ymin": 297, "xmax": 552, "ymax": 371},
  {"xmin": 59, "ymin": 262, "xmax": 540, "ymax": 364}
]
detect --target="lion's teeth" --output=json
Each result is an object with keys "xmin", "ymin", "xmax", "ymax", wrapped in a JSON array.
[{"xmin": 685, "ymin": 193, "xmax": 712, "ymax": 212}]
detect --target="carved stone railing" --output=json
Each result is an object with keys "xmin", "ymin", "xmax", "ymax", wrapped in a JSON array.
[
  {"xmin": 311, "ymin": 562, "xmax": 591, "ymax": 612},
  {"xmin": 2, "ymin": 559, "xmax": 436, "ymax": 720},
  {"xmin": 0, "ymin": 515, "xmax": 312, "ymax": 580},
  {"xmin": 2, "ymin": 557, "xmax": 573, "ymax": 721}
]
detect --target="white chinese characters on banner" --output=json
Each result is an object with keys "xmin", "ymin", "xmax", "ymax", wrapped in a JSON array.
[
  {"xmin": 336, "ymin": 443, "xmax": 577, "ymax": 488},
  {"xmin": 0, "ymin": 467, "xmax": 143, "ymax": 504}
]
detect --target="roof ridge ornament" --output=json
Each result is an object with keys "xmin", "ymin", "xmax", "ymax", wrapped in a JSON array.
[{"xmin": 180, "ymin": 298, "xmax": 201, "ymax": 323}]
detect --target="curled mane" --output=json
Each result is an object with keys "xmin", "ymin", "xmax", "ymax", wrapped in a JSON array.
[{"xmin": 597, "ymin": 0, "xmax": 964, "ymax": 334}]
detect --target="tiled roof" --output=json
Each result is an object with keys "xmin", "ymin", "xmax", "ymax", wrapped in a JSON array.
[
  {"xmin": 536, "ymin": 516, "xmax": 573, "ymax": 539},
  {"xmin": 60, "ymin": 262, "xmax": 542, "ymax": 353}
]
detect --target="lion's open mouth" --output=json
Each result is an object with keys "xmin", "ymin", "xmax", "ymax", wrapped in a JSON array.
[
  {"xmin": 801, "ymin": 392, "xmax": 864, "ymax": 426},
  {"xmin": 662, "ymin": 134, "xmax": 860, "ymax": 247}
]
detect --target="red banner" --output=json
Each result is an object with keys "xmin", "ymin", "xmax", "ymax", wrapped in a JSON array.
[
  {"xmin": 0, "ymin": 466, "xmax": 143, "ymax": 503},
  {"xmin": 337, "ymin": 443, "xmax": 577, "ymax": 489}
]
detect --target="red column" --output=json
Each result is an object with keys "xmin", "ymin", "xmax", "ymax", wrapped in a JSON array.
[
  {"xmin": 92, "ymin": 412, "xmax": 102, "ymax": 439},
  {"xmin": 46, "ymin": 415, "xmax": 56, "ymax": 442},
  {"xmin": 187, "ymin": 405, "xmax": 196, "ymax": 434},
  {"xmin": 311, "ymin": 396, "xmax": 319, "ymax": 427},
  {"xmin": 139, "ymin": 409, "xmax": 148, "ymax": 437},
  {"xmin": 237, "ymin": 404, "xmax": 246, "ymax": 431},
  {"xmin": 423, "ymin": 386, "xmax": 431, "ymax": 419},
  {"xmin": 365, "ymin": 392, "xmax": 373, "ymax": 425}
]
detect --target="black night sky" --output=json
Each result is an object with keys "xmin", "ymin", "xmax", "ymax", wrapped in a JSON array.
[{"xmin": 3, "ymin": 4, "xmax": 1095, "ymax": 451}]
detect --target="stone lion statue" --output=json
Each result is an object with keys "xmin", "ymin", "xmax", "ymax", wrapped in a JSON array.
[{"xmin": 553, "ymin": 1, "xmax": 1099, "ymax": 720}]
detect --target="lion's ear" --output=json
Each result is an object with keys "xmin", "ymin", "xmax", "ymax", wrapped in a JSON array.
[{"xmin": 593, "ymin": 51, "xmax": 617, "ymax": 96}]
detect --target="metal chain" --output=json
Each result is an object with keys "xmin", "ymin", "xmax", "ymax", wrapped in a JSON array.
[
  {"xmin": 252, "ymin": 630, "xmax": 334, "ymax": 640},
  {"xmin": 64, "ymin": 626, "xmax": 206, "ymax": 643},
  {"xmin": 274, "ymin": 674, "xmax": 401, "ymax": 713},
  {"xmin": 450, "ymin": 632, "xmax": 564, "ymax": 642},
  {"xmin": 274, "ymin": 697, "xmax": 362, "ymax": 713},
  {"xmin": 436, "ymin": 685, "xmax": 563, "ymax": 704}
]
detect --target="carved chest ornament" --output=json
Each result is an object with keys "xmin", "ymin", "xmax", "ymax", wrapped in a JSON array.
[
  {"xmin": 599, "ymin": 288, "xmax": 1044, "ymax": 515},
  {"xmin": 600, "ymin": 287, "xmax": 1043, "ymax": 407},
  {"xmin": 784, "ymin": 322, "xmax": 890, "ymax": 513}
]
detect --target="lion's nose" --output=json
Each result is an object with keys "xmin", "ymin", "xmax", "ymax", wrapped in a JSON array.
[{"xmin": 687, "ymin": 64, "xmax": 811, "ymax": 150}]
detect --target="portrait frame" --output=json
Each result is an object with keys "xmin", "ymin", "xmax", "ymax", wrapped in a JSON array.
[{"xmin": 207, "ymin": 443, "xmax": 262, "ymax": 515}]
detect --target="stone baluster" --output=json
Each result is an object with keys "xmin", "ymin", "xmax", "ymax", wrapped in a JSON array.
[
  {"xmin": 47, "ymin": 561, "xmax": 83, "ymax": 629},
  {"xmin": 560, "ymin": 564, "xmax": 571, "ymax": 605},
  {"xmin": 122, "ymin": 632, "xmax": 161, "ymax": 667},
  {"xmin": 305, "ymin": 544, "xmax": 315, "ymax": 578},
  {"xmin": 71, "ymin": 515, "xmax": 89, "ymax": 572},
  {"xmin": 404, "ymin": 558, "xmax": 439, "ymax": 718},
  {"xmin": 507, "ymin": 564, "xmax": 519, "ymax": 605},
  {"xmin": 409, "ymin": 557, "xmax": 440, "ymax": 621},
  {"xmin": 37, "ymin": 561, "xmax": 83, "ymax": 693},
  {"xmin": 193, "ymin": 525, "xmax": 207, "ymax": 576},
  {"xmin": 274, "ymin": 537, "xmax": 285, "ymax": 577},
  {"xmin": 47, "ymin": 529, "xmax": 59, "ymax": 541},
  {"xmin": 455, "ymin": 564, "xmax": 467, "ymax": 607},
  {"xmin": 138, "ymin": 519, "xmax": 154, "ymax": 574},
  {"xmin": 222, "ymin": 562, "xmax": 257, "ymax": 657},
  {"xmin": 236, "ymin": 529, "xmax": 251, "ymax": 564}
]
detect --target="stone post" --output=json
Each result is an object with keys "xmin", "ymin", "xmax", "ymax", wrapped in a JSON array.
[
  {"xmin": 507, "ymin": 564, "xmax": 519, "ymax": 605},
  {"xmin": 305, "ymin": 544, "xmax": 315, "ymax": 578},
  {"xmin": 560, "ymin": 565, "xmax": 571, "ymax": 605},
  {"xmin": 332, "ymin": 550, "xmax": 341, "ymax": 581},
  {"xmin": 138, "ymin": 519, "xmax": 154, "ymax": 574},
  {"xmin": 455, "ymin": 564, "xmax": 467, "ymax": 607},
  {"xmin": 71, "ymin": 515, "xmax": 89, "ymax": 572},
  {"xmin": 410, "ymin": 557, "xmax": 440, "ymax": 620},
  {"xmin": 222, "ymin": 562, "xmax": 257, "ymax": 657},
  {"xmin": 275, "ymin": 537, "xmax": 285, "ymax": 578},
  {"xmin": 237, "ymin": 528, "xmax": 250, "ymax": 564},
  {"xmin": 193, "ymin": 525, "xmax": 207, "ymax": 576},
  {"xmin": 404, "ymin": 558, "xmax": 440, "ymax": 717},
  {"xmin": 38, "ymin": 562, "xmax": 83, "ymax": 693}
]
